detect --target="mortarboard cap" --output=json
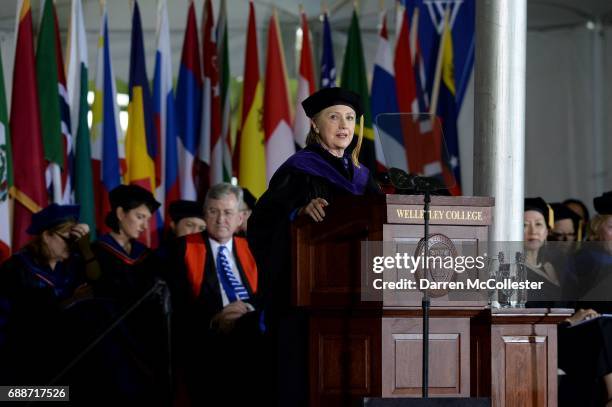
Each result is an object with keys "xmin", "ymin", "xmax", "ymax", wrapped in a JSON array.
[
  {"xmin": 168, "ymin": 200, "xmax": 204, "ymax": 222},
  {"xmin": 242, "ymin": 188, "xmax": 256, "ymax": 211},
  {"xmin": 594, "ymin": 191, "xmax": 612, "ymax": 215},
  {"xmin": 525, "ymin": 197, "xmax": 554, "ymax": 229},
  {"xmin": 27, "ymin": 204, "xmax": 80, "ymax": 235},
  {"xmin": 109, "ymin": 185, "xmax": 160, "ymax": 212},
  {"xmin": 301, "ymin": 87, "xmax": 363, "ymax": 118},
  {"xmin": 551, "ymin": 203, "xmax": 581, "ymax": 223},
  {"xmin": 551, "ymin": 203, "xmax": 583, "ymax": 240}
]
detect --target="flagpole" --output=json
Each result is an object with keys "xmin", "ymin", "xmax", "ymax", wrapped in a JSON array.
[{"xmin": 428, "ymin": 6, "xmax": 450, "ymax": 116}]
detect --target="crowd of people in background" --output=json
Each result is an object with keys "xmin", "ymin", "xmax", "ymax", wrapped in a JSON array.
[
  {"xmin": 0, "ymin": 88, "xmax": 376, "ymax": 406},
  {"xmin": 523, "ymin": 192, "xmax": 612, "ymax": 406},
  {"xmin": 0, "ymin": 86, "xmax": 611, "ymax": 406}
]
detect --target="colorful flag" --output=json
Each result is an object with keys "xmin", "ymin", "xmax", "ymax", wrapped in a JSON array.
[
  {"xmin": 175, "ymin": 2, "xmax": 202, "ymax": 200},
  {"xmin": 235, "ymin": 1, "xmax": 266, "ymax": 197},
  {"xmin": 10, "ymin": 0, "xmax": 47, "ymax": 250},
  {"xmin": 371, "ymin": 10, "xmax": 399, "ymax": 170},
  {"xmin": 125, "ymin": 1, "xmax": 160, "ymax": 246},
  {"xmin": 53, "ymin": 3, "xmax": 74, "ymax": 205},
  {"xmin": 263, "ymin": 10, "xmax": 295, "ymax": 182},
  {"xmin": 153, "ymin": 0, "xmax": 179, "ymax": 225},
  {"xmin": 320, "ymin": 11, "xmax": 336, "ymax": 88},
  {"xmin": 36, "ymin": 0, "xmax": 71, "ymax": 205},
  {"xmin": 66, "ymin": 0, "xmax": 95, "ymax": 238},
  {"xmin": 217, "ymin": 0, "xmax": 232, "ymax": 182},
  {"xmin": 436, "ymin": 17, "xmax": 461, "ymax": 195},
  {"xmin": 91, "ymin": 4, "xmax": 123, "ymax": 234},
  {"xmin": 340, "ymin": 8, "xmax": 376, "ymax": 171},
  {"xmin": 0, "ymin": 51, "xmax": 13, "ymax": 262},
  {"xmin": 394, "ymin": 3, "xmax": 422, "ymax": 174},
  {"xmin": 408, "ymin": 0, "xmax": 475, "ymax": 191},
  {"xmin": 200, "ymin": 0, "xmax": 223, "ymax": 188},
  {"xmin": 293, "ymin": 7, "xmax": 316, "ymax": 148}
]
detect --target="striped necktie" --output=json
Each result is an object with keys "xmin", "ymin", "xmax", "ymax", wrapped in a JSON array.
[{"xmin": 216, "ymin": 245, "xmax": 250, "ymax": 302}]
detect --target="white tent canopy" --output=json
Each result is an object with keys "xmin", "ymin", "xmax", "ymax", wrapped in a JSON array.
[{"xmin": 0, "ymin": 0, "xmax": 609, "ymax": 208}]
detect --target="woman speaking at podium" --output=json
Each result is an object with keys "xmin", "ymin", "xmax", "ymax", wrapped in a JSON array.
[{"xmin": 248, "ymin": 87, "xmax": 380, "ymax": 405}]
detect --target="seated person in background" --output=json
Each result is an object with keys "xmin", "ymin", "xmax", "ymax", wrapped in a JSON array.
[
  {"xmin": 89, "ymin": 185, "xmax": 168, "ymax": 404},
  {"xmin": 0, "ymin": 204, "xmax": 91, "ymax": 385},
  {"xmin": 574, "ymin": 191, "xmax": 612, "ymax": 303},
  {"xmin": 548, "ymin": 203, "xmax": 583, "ymax": 270},
  {"xmin": 564, "ymin": 198, "xmax": 590, "ymax": 241},
  {"xmin": 550, "ymin": 203, "xmax": 583, "ymax": 243},
  {"xmin": 555, "ymin": 192, "xmax": 612, "ymax": 406},
  {"xmin": 168, "ymin": 199, "xmax": 206, "ymax": 238},
  {"xmin": 169, "ymin": 182, "xmax": 263, "ymax": 406},
  {"xmin": 523, "ymin": 197, "xmax": 560, "ymax": 298},
  {"xmin": 92, "ymin": 184, "xmax": 161, "ymax": 299}
]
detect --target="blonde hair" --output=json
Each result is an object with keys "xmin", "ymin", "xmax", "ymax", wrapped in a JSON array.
[
  {"xmin": 588, "ymin": 214, "xmax": 612, "ymax": 241},
  {"xmin": 305, "ymin": 114, "xmax": 363, "ymax": 168}
]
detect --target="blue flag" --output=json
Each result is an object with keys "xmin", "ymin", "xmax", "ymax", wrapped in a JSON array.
[{"xmin": 319, "ymin": 12, "xmax": 336, "ymax": 88}]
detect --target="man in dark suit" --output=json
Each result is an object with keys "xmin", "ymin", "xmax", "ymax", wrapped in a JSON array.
[{"xmin": 169, "ymin": 183, "xmax": 263, "ymax": 405}]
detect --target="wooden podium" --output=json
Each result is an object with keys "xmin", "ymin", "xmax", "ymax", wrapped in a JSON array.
[{"xmin": 291, "ymin": 194, "xmax": 570, "ymax": 407}]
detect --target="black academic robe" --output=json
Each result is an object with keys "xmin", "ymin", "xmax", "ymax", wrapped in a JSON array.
[
  {"xmin": 528, "ymin": 247, "xmax": 612, "ymax": 406},
  {"xmin": 70, "ymin": 235, "xmax": 169, "ymax": 405},
  {"xmin": 0, "ymin": 249, "xmax": 85, "ymax": 385},
  {"xmin": 168, "ymin": 232, "xmax": 264, "ymax": 405},
  {"xmin": 247, "ymin": 144, "xmax": 380, "ymax": 406},
  {"xmin": 248, "ymin": 143, "xmax": 379, "ymax": 316}
]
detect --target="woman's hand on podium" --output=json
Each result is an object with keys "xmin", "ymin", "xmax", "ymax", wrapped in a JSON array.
[{"xmin": 299, "ymin": 198, "xmax": 329, "ymax": 222}]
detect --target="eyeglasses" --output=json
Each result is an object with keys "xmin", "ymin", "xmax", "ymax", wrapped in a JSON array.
[{"xmin": 54, "ymin": 232, "xmax": 76, "ymax": 244}]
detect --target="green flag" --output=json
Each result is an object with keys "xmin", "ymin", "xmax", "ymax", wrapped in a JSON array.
[
  {"xmin": 340, "ymin": 8, "xmax": 376, "ymax": 172},
  {"xmin": 66, "ymin": 0, "xmax": 95, "ymax": 239},
  {"xmin": 36, "ymin": 0, "xmax": 63, "ymax": 203},
  {"xmin": 0, "ymin": 50, "xmax": 13, "ymax": 261}
]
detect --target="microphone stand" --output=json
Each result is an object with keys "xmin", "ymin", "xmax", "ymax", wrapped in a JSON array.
[
  {"xmin": 422, "ymin": 190, "xmax": 431, "ymax": 398},
  {"xmin": 387, "ymin": 168, "xmax": 444, "ymax": 398},
  {"xmin": 49, "ymin": 280, "xmax": 173, "ymax": 400}
]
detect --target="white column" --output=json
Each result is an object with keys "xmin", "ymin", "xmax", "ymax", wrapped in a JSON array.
[{"xmin": 474, "ymin": 0, "xmax": 527, "ymax": 242}]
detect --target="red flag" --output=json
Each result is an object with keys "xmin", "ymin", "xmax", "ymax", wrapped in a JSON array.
[
  {"xmin": 263, "ymin": 10, "xmax": 294, "ymax": 181},
  {"xmin": 10, "ymin": 0, "xmax": 47, "ymax": 249},
  {"xmin": 200, "ymin": 0, "xmax": 223, "ymax": 187},
  {"xmin": 293, "ymin": 7, "xmax": 316, "ymax": 148}
]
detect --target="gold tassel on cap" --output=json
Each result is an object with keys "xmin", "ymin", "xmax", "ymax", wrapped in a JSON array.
[
  {"xmin": 546, "ymin": 204, "xmax": 555, "ymax": 229},
  {"xmin": 351, "ymin": 115, "xmax": 364, "ymax": 167}
]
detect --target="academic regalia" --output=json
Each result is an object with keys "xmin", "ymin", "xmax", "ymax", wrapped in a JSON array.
[
  {"xmin": 168, "ymin": 231, "xmax": 263, "ymax": 405},
  {"xmin": 168, "ymin": 199, "xmax": 204, "ymax": 223},
  {"xmin": 92, "ymin": 234, "xmax": 160, "ymax": 300},
  {"xmin": 81, "ymin": 234, "xmax": 168, "ymax": 405},
  {"xmin": 248, "ymin": 141, "xmax": 380, "ymax": 406},
  {"xmin": 0, "ymin": 204, "xmax": 85, "ymax": 385},
  {"xmin": 0, "ymin": 249, "xmax": 85, "ymax": 385},
  {"xmin": 557, "ymin": 232, "xmax": 612, "ymax": 404}
]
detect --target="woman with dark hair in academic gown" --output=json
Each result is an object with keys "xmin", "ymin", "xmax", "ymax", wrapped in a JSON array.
[
  {"xmin": 88, "ymin": 185, "xmax": 168, "ymax": 404},
  {"xmin": 248, "ymin": 87, "xmax": 380, "ymax": 405},
  {"xmin": 0, "ymin": 204, "xmax": 92, "ymax": 385},
  {"xmin": 525, "ymin": 195, "xmax": 612, "ymax": 405}
]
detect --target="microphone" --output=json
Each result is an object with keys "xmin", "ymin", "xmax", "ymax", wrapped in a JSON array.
[{"xmin": 388, "ymin": 168, "xmax": 446, "ymax": 192}]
